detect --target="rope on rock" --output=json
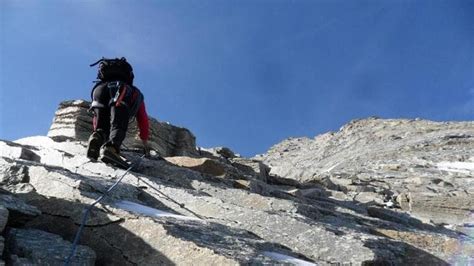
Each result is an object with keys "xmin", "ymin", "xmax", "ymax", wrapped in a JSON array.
[
  {"xmin": 64, "ymin": 154, "xmax": 145, "ymax": 266},
  {"xmin": 134, "ymin": 174, "xmax": 205, "ymax": 220},
  {"xmin": 65, "ymin": 150, "xmax": 206, "ymax": 265}
]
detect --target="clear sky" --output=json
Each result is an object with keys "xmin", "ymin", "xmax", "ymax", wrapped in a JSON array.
[{"xmin": 1, "ymin": 0, "xmax": 473, "ymax": 157}]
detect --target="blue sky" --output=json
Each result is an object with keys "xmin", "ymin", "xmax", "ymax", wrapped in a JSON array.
[{"xmin": 1, "ymin": 0, "xmax": 473, "ymax": 157}]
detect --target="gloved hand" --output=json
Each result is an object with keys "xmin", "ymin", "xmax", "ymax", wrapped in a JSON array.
[{"xmin": 142, "ymin": 140, "xmax": 151, "ymax": 158}]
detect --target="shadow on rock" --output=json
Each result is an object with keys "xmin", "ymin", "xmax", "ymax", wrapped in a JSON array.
[
  {"xmin": 162, "ymin": 219, "xmax": 316, "ymax": 264},
  {"xmin": 240, "ymin": 172, "xmax": 466, "ymax": 264},
  {"xmin": 17, "ymin": 190, "xmax": 175, "ymax": 265},
  {"xmin": 363, "ymin": 238, "xmax": 450, "ymax": 266}
]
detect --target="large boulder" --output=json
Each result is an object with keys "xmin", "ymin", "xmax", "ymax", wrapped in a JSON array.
[{"xmin": 47, "ymin": 100, "xmax": 198, "ymax": 157}]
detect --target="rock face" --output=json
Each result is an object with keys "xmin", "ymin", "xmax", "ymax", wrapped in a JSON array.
[
  {"xmin": 258, "ymin": 118, "xmax": 474, "ymax": 227},
  {"xmin": 47, "ymin": 100, "xmax": 198, "ymax": 157},
  {"xmin": 0, "ymin": 205, "xmax": 7, "ymax": 265},
  {"xmin": 0, "ymin": 190, "xmax": 95, "ymax": 265},
  {"xmin": 6, "ymin": 228, "xmax": 96, "ymax": 265},
  {"xmin": 0, "ymin": 107, "xmax": 473, "ymax": 265}
]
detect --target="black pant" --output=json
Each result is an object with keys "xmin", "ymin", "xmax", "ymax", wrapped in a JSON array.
[{"xmin": 91, "ymin": 83, "xmax": 129, "ymax": 151}]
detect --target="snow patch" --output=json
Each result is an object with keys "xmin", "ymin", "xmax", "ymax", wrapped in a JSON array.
[
  {"xmin": 114, "ymin": 200, "xmax": 201, "ymax": 221},
  {"xmin": 15, "ymin": 136, "xmax": 86, "ymax": 157},
  {"xmin": 437, "ymin": 162, "xmax": 474, "ymax": 174},
  {"xmin": 324, "ymin": 162, "xmax": 340, "ymax": 173},
  {"xmin": 263, "ymin": 251, "xmax": 317, "ymax": 266},
  {"xmin": 15, "ymin": 136, "xmax": 57, "ymax": 147}
]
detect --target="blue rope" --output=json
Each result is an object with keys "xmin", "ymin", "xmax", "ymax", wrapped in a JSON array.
[{"xmin": 64, "ymin": 155, "xmax": 145, "ymax": 266}]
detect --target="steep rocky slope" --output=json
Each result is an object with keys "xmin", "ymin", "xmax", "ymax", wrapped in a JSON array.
[
  {"xmin": 0, "ymin": 102, "xmax": 472, "ymax": 265},
  {"xmin": 258, "ymin": 117, "xmax": 474, "ymax": 227}
]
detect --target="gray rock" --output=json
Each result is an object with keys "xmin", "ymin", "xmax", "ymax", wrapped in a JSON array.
[
  {"xmin": 229, "ymin": 157, "xmax": 270, "ymax": 183},
  {"xmin": 215, "ymin": 146, "xmax": 237, "ymax": 158},
  {"xmin": 397, "ymin": 193, "xmax": 474, "ymax": 225},
  {"xmin": 0, "ymin": 207, "xmax": 4, "ymax": 264},
  {"xmin": 354, "ymin": 192, "xmax": 385, "ymax": 205},
  {"xmin": 8, "ymin": 255, "xmax": 31, "ymax": 265},
  {"xmin": 6, "ymin": 228, "xmax": 96, "ymax": 265},
  {"xmin": 0, "ymin": 205, "xmax": 8, "ymax": 232},
  {"xmin": 0, "ymin": 194, "xmax": 41, "ymax": 225},
  {"xmin": 0, "ymin": 141, "xmax": 40, "ymax": 163},
  {"xmin": 199, "ymin": 146, "xmax": 237, "ymax": 159},
  {"xmin": 0, "ymin": 236, "xmax": 4, "ymax": 258},
  {"xmin": 47, "ymin": 100, "xmax": 92, "ymax": 142},
  {"xmin": 164, "ymin": 156, "xmax": 228, "ymax": 177},
  {"xmin": 125, "ymin": 117, "xmax": 199, "ymax": 157},
  {"xmin": 0, "ymin": 159, "xmax": 29, "ymax": 186}
]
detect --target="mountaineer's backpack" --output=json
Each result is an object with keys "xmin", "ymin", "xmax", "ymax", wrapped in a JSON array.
[
  {"xmin": 90, "ymin": 57, "xmax": 134, "ymax": 84},
  {"xmin": 89, "ymin": 57, "xmax": 143, "ymax": 118}
]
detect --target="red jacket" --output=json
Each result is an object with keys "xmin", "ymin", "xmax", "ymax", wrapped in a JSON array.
[{"xmin": 136, "ymin": 101, "xmax": 149, "ymax": 141}]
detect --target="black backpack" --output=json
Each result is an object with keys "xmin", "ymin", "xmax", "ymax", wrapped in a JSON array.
[{"xmin": 90, "ymin": 57, "xmax": 134, "ymax": 84}]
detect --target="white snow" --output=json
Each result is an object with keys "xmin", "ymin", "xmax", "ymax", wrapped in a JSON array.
[
  {"xmin": 114, "ymin": 200, "xmax": 201, "ymax": 221},
  {"xmin": 324, "ymin": 162, "xmax": 340, "ymax": 173},
  {"xmin": 437, "ymin": 161, "xmax": 474, "ymax": 174},
  {"xmin": 15, "ymin": 136, "xmax": 57, "ymax": 147},
  {"xmin": 262, "ymin": 251, "xmax": 317, "ymax": 266}
]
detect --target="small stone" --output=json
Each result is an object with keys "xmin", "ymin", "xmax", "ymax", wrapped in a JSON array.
[{"xmin": 233, "ymin": 180, "xmax": 251, "ymax": 190}]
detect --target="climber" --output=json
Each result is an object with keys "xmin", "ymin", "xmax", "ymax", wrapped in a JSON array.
[{"xmin": 86, "ymin": 57, "xmax": 150, "ymax": 166}]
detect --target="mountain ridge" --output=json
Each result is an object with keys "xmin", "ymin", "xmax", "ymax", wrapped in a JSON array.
[{"xmin": 0, "ymin": 100, "xmax": 472, "ymax": 265}]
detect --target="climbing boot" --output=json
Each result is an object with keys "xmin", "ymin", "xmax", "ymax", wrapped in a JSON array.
[
  {"xmin": 86, "ymin": 131, "xmax": 104, "ymax": 160},
  {"xmin": 100, "ymin": 145, "xmax": 129, "ymax": 169}
]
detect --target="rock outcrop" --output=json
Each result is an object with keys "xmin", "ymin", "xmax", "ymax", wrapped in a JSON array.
[{"xmin": 0, "ymin": 103, "xmax": 472, "ymax": 265}]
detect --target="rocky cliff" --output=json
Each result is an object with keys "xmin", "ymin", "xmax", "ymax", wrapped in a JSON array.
[{"xmin": 0, "ymin": 102, "xmax": 472, "ymax": 265}]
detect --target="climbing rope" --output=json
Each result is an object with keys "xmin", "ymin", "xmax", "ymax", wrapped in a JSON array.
[
  {"xmin": 64, "ymin": 147, "xmax": 209, "ymax": 266},
  {"xmin": 64, "ymin": 149, "xmax": 206, "ymax": 264},
  {"xmin": 64, "ymin": 154, "xmax": 145, "ymax": 266},
  {"xmin": 133, "ymin": 174, "xmax": 205, "ymax": 220}
]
